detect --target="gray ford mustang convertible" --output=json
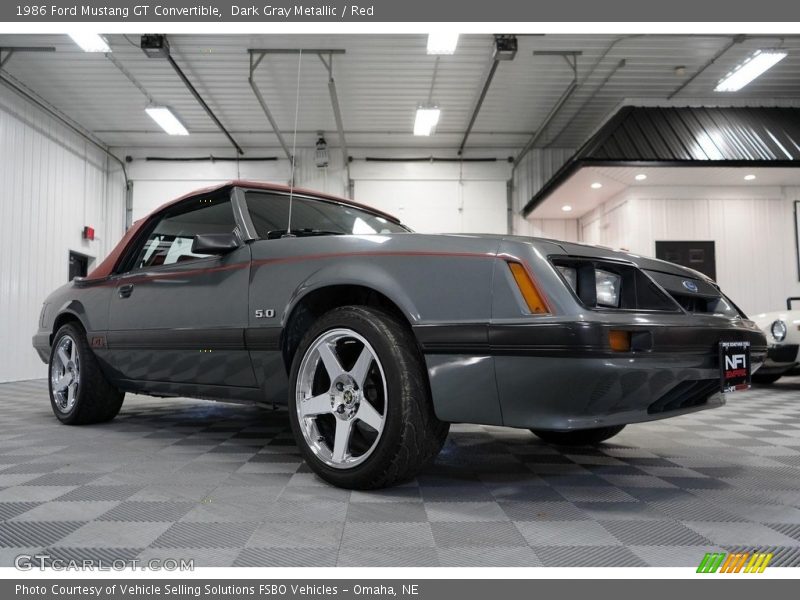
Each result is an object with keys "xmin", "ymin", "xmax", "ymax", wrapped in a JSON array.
[{"xmin": 33, "ymin": 181, "xmax": 767, "ymax": 488}]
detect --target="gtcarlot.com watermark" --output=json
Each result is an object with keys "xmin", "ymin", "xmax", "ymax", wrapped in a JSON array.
[{"xmin": 14, "ymin": 554, "xmax": 194, "ymax": 572}]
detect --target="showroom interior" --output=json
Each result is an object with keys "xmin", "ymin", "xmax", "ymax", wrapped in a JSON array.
[{"xmin": 1, "ymin": 32, "xmax": 800, "ymax": 567}]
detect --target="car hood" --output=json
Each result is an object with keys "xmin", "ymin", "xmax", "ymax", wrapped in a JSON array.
[{"xmin": 452, "ymin": 234, "xmax": 716, "ymax": 282}]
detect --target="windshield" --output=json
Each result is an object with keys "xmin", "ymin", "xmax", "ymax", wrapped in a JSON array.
[{"xmin": 245, "ymin": 191, "xmax": 409, "ymax": 238}]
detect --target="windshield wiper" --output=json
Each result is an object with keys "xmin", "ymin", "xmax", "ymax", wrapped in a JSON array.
[{"xmin": 266, "ymin": 228, "xmax": 345, "ymax": 239}]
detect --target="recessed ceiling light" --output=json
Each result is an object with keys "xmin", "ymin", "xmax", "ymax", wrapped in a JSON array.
[
  {"xmin": 68, "ymin": 33, "xmax": 111, "ymax": 53},
  {"xmin": 427, "ymin": 33, "xmax": 459, "ymax": 55},
  {"xmin": 635, "ymin": 173, "xmax": 647, "ymax": 181},
  {"xmin": 561, "ymin": 205, "xmax": 573, "ymax": 212},
  {"xmin": 744, "ymin": 174, "xmax": 756, "ymax": 181},
  {"xmin": 413, "ymin": 106, "xmax": 441, "ymax": 136},
  {"xmin": 146, "ymin": 106, "xmax": 189, "ymax": 136},
  {"xmin": 590, "ymin": 182, "xmax": 603, "ymax": 189},
  {"xmin": 715, "ymin": 50, "xmax": 788, "ymax": 92}
]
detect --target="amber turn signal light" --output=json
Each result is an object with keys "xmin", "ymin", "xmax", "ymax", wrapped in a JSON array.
[
  {"xmin": 507, "ymin": 261, "xmax": 550, "ymax": 314},
  {"xmin": 608, "ymin": 330, "xmax": 631, "ymax": 352}
]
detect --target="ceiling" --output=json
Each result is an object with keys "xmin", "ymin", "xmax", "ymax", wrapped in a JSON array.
[
  {"xmin": 2, "ymin": 33, "xmax": 800, "ymax": 153},
  {"xmin": 532, "ymin": 165, "xmax": 800, "ymax": 218}
]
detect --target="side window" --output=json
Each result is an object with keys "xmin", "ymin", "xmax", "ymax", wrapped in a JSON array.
[
  {"xmin": 131, "ymin": 197, "xmax": 236, "ymax": 270},
  {"xmin": 245, "ymin": 192, "xmax": 407, "ymax": 238}
]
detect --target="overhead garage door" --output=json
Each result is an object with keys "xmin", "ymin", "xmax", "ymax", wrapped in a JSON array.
[{"xmin": 354, "ymin": 179, "xmax": 508, "ymax": 234}]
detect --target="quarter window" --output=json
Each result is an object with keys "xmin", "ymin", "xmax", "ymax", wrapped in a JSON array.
[{"xmin": 131, "ymin": 197, "xmax": 237, "ymax": 270}]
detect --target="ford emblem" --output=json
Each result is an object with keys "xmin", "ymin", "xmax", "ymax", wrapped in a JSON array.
[{"xmin": 682, "ymin": 280, "xmax": 699, "ymax": 292}]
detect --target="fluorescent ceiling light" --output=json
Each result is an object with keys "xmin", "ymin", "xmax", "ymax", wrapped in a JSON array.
[
  {"xmin": 561, "ymin": 205, "xmax": 573, "ymax": 212},
  {"xmin": 427, "ymin": 33, "xmax": 459, "ymax": 55},
  {"xmin": 590, "ymin": 182, "xmax": 603, "ymax": 189},
  {"xmin": 715, "ymin": 50, "xmax": 787, "ymax": 92},
  {"xmin": 146, "ymin": 106, "xmax": 189, "ymax": 136},
  {"xmin": 635, "ymin": 173, "xmax": 647, "ymax": 181},
  {"xmin": 744, "ymin": 174, "xmax": 756, "ymax": 181},
  {"xmin": 68, "ymin": 33, "xmax": 110, "ymax": 53},
  {"xmin": 413, "ymin": 106, "xmax": 441, "ymax": 136}
]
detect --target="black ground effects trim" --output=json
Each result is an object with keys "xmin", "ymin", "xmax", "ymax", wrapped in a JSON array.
[
  {"xmin": 105, "ymin": 328, "xmax": 245, "ymax": 350},
  {"xmin": 414, "ymin": 322, "xmax": 767, "ymax": 358},
  {"xmin": 102, "ymin": 327, "xmax": 282, "ymax": 352},
  {"xmin": 244, "ymin": 327, "xmax": 282, "ymax": 351}
]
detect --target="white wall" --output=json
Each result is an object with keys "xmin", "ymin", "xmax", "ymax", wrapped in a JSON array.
[
  {"xmin": 0, "ymin": 86, "xmax": 126, "ymax": 383},
  {"xmin": 516, "ymin": 217, "xmax": 579, "ymax": 241},
  {"xmin": 579, "ymin": 186, "xmax": 800, "ymax": 316},
  {"xmin": 124, "ymin": 149, "xmax": 292, "ymax": 222},
  {"xmin": 120, "ymin": 147, "xmax": 515, "ymax": 234},
  {"xmin": 351, "ymin": 160, "xmax": 511, "ymax": 234}
]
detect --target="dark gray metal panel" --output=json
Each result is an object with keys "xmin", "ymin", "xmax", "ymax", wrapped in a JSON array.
[
  {"xmin": 522, "ymin": 106, "xmax": 800, "ymax": 216},
  {"xmin": 588, "ymin": 106, "xmax": 800, "ymax": 162}
]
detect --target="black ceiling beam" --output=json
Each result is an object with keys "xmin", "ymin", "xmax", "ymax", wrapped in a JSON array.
[
  {"xmin": 165, "ymin": 52, "xmax": 244, "ymax": 155},
  {"xmin": 0, "ymin": 46, "xmax": 55, "ymax": 69},
  {"xmin": 458, "ymin": 60, "xmax": 500, "ymax": 156}
]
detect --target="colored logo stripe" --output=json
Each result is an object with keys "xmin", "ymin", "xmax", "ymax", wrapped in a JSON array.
[
  {"xmin": 744, "ymin": 553, "xmax": 773, "ymax": 573},
  {"xmin": 697, "ymin": 552, "xmax": 773, "ymax": 573},
  {"xmin": 697, "ymin": 553, "xmax": 726, "ymax": 573},
  {"xmin": 720, "ymin": 553, "xmax": 749, "ymax": 573}
]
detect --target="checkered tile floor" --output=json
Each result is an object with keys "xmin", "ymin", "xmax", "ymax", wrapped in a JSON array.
[{"xmin": 2, "ymin": 378, "xmax": 800, "ymax": 568}]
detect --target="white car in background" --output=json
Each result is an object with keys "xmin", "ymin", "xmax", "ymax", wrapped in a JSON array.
[{"xmin": 752, "ymin": 297, "xmax": 800, "ymax": 384}]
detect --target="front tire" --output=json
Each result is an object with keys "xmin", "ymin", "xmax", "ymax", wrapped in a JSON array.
[
  {"xmin": 752, "ymin": 373, "xmax": 783, "ymax": 385},
  {"xmin": 530, "ymin": 425, "xmax": 625, "ymax": 446},
  {"xmin": 288, "ymin": 306, "xmax": 449, "ymax": 489},
  {"xmin": 48, "ymin": 323, "xmax": 124, "ymax": 425}
]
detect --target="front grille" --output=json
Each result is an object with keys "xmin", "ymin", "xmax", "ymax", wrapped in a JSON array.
[
  {"xmin": 647, "ymin": 379, "xmax": 719, "ymax": 415},
  {"xmin": 645, "ymin": 270, "xmax": 741, "ymax": 317},
  {"xmin": 671, "ymin": 293, "xmax": 712, "ymax": 313}
]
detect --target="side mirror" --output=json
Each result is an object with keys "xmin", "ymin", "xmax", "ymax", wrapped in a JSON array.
[{"xmin": 191, "ymin": 232, "xmax": 240, "ymax": 255}]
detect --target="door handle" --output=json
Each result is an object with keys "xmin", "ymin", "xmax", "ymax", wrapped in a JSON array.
[{"xmin": 118, "ymin": 284, "xmax": 134, "ymax": 299}]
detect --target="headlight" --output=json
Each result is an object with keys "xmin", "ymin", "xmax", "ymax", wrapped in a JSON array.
[
  {"xmin": 556, "ymin": 265, "xmax": 577, "ymax": 292},
  {"xmin": 771, "ymin": 320, "xmax": 787, "ymax": 342},
  {"xmin": 595, "ymin": 269, "xmax": 621, "ymax": 307}
]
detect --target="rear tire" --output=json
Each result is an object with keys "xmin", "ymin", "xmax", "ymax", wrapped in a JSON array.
[
  {"xmin": 288, "ymin": 305, "xmax": 448, "ymax": 489},
  {"xmin": 530, "ymin": 425, "xmax": 625, "ymax": 446},
  {"xmin": 48, "ymin": 323, "xmax": 125, "ymax": 425},
  {"xmin": 752, "ymin": 373, "xmax": 783, "ymax": 385}
]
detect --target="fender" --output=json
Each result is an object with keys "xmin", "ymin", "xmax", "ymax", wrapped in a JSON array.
[
  {"xmin": 281, "ymin": 259, "xmax": 423, "ymax": 328},
  {"xmin": 52, "ymin": 300, "xmax": 90, "ymax": 335}
]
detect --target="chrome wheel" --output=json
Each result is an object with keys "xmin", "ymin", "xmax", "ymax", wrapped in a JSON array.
[
  {"xmin": 295, "ymin": 328, "xmax": 387, "ymax": 469},
  {"xmin": 51, "ymin": 335, "xmax": 80, "ymax": 413}
]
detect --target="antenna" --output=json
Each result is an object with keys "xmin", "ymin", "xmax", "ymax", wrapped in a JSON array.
[{"xmin": 283, "ymin": 49, "xmax": 303, "ymax": 238}]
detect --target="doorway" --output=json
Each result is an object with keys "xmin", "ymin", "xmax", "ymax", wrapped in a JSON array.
[
  {"xmin": 655, "ymin": 241, "xmax": 716, "ymax": 280},
  {"xmin": 68, "ymin": 251, "xmax": 90, "ymax": 281}
]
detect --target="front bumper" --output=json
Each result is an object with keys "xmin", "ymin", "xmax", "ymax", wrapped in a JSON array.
[
  {"xmin": 32, "ymin": 332, "xmax": 50, "ymax": 363},
  {"xmin": 419, "ymin": 317, "xmax": 767, "ymax": 431},
  {"xmin": 495, "ymin": 353, "xmax": 736, "ymax": 430}
]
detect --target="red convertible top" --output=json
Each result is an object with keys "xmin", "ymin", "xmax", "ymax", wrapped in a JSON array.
[{"xmin": 85, "ymin": 180, "xmax": 401, "ymax": 281}]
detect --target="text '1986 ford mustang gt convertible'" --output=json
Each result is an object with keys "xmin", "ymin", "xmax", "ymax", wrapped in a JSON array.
[{"xmin": 33, "ymin": 181, "xmax": 767, "ymax": 488}]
